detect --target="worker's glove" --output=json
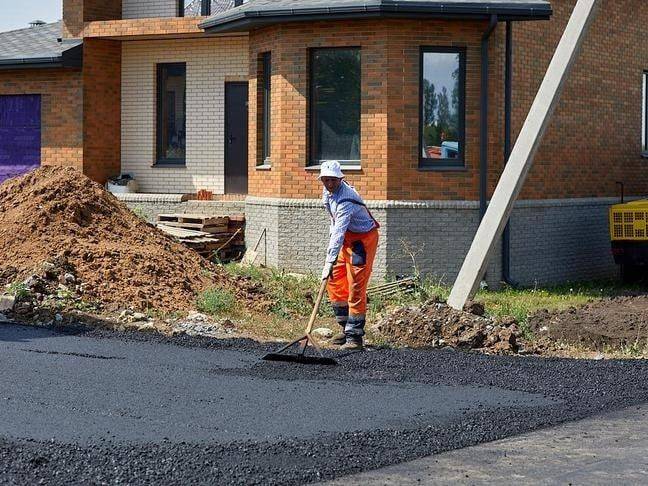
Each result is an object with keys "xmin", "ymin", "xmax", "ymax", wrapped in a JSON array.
[{"xmin": 321, "ymin": 262, "xmax": 334, "ymax": 281}]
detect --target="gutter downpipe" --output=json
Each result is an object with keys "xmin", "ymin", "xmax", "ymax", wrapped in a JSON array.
[
  {"xmin": 480, "ymin": 14, "xmax": 498, "ymax": 222},
  {"xmin": 502, "ymin": 20, "xmax": 519, "ymax": 286}
]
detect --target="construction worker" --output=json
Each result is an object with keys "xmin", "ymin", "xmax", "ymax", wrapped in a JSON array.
[{"xmin": 319, "ymin": 161, "xmax": 379, "ymax": 350}]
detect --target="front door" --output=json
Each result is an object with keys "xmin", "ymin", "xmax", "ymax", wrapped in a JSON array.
[{"xmin": 224, "ymin": 82, "xmax": 248, "ymax": 194}]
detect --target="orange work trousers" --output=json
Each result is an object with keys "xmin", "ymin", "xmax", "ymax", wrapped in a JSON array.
[{"xmin": 327, "ymin": 227, "xmax": 379, "ymax": 318}]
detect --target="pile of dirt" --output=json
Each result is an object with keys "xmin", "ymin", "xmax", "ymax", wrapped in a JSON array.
[
  {"xmin": 529, "ymin": 295, "xmax": 648, "ymax": 349},
  {"xmin": 0, "ymin": 167, "xmax": 266, "ymax": 313},
  {"xmin": 372, "ymin": 299, "xmax": 524, "ymax": 354}
]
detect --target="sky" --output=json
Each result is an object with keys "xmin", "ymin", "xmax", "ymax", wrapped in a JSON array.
[
  {"xmin": 423, "ymin": 52, "xmax": 459, "ymax": 104},
  {"xmin": 1, "ymin": 0, "xmax": 62, "ymax": 32}
]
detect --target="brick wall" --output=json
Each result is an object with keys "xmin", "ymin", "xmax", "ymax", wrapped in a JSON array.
[
  {"xmin": 83, "ymin": 17, "xmax": 205, "ymax": 38},
  {"xmin": 510, "ymin": 0, "xmax": 648, "ymax": 200},
  {"xmin": 63, "ymin": 0, "xmax": 122, "ymax": 38},
  {"xmin": 122, "ymin": 0, "xmax": 178, "ymax": 19},
  {"xmin": 0, "ymin": 69, "xmax": 83, "ymax": 171},
  {"xmin": 248, "ymin": 7, "xmax": 648, "ymax": 203},
  {"xmin": 247, "ymin": 19, "xmax": 492, "ymax": 202},
  {"xmin": 120, "ymin": 36, "xmax": 248, "ymax": 194},
  {"xmin": 83, "ymin": 39, "xmax": 122, "ymax": 184}
]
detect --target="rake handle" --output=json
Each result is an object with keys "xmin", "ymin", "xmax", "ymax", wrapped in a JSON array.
[{"xmin": 305, "ymin": 278, "xmax": 328, "ymax": 335}]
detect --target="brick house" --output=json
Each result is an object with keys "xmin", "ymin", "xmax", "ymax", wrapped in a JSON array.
[{"xmin": 1, "ymin": 0, "xmax": 647, "ymax": 286}]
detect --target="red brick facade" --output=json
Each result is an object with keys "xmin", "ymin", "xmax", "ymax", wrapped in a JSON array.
[
  {"xmin": 248, "ymin": 2, "xmax": 648, "ymax": 201},
  {"xmin": 83, "ymin": 17, "xmax": 207, "ymax": 38},
  {"xmin": 82, "ymin": 39, "xmax": 122, "ymax": 184},
  {"xmin": 63, "ymin": 0, "xmax": 123, "ymax": 38},
  {"xmin": 0, "ymin": 69, "xmax": 83, "ymax": 170},
  {"xmin": 8, "ymin": 0, "xmax": 648, "ymax": 200},
  {"xmin": 509, "ymin": 0, "xmax": 648, "ymax": 200}
]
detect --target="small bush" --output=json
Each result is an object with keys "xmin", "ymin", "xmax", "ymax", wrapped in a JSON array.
[
  {"xmin": 7, "ymin": 282, "xmax": 30, "ymax": 300},
  {"xmin": 197, "ymin": 288, "xmax": 236, "ymax": 316}
]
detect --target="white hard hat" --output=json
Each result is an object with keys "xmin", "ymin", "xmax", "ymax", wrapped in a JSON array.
[{"xmin": 318, "ymin": 161, "xmax": 345, "ymax": 179}]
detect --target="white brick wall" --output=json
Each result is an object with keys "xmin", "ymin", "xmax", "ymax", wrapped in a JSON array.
[
  {"xmin": 121, "ymin": 37, "xmax": 249, "ymax": 194},
  {"xmin": 122, "ymin": 0, "xmax": 178, "ymax": 19}
]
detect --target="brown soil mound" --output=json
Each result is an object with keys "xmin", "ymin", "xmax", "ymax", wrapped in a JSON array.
[
  {"xmin": 0, "ymin": 167, "xmax": 264, "ymax": 313},
  {"xmin": 529, "ymin": 295, "xmax": 648, "ymax": 348},
  {"xmin": 372, "ymin": 300, "xmax": 524, "ymax": 354}
]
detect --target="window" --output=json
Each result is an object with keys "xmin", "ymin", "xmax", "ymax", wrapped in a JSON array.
[
  {"xmin": 156, "ymin": 63, "xmax": 186, "ymax": 165},
  {"xmin": 309, "ymin": 47, "xmax": 361, "ymax": 166},
  {"xmin": 419, "ymin": 47, "xmax": 466, "ymax": 168},
  {"xmin": 643, "ymin": 71, "xmax": 647, "ymax": 154},
  {"xmin": 261, "ymin": 52, "xmax": 272, "ymax": 164},
  {"xmin": 181, "ymin": 0, "xmax": 242, "ymax": 17}
]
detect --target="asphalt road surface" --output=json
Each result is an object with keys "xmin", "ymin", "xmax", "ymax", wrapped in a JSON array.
[
  {"xmin": 2, "ymin": 322, "xmax": 648, "ymax": 484},
  {"xmin": 325, "ymin": 405, "xmax": 648, "ymax": 485}
]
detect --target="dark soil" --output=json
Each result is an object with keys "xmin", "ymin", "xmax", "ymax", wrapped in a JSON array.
[
  {"xmin": 529, "ymin": 295, "xmax": 648, "ymax": 349},
  {"xmin": 372, "ymin": 299, "xmax": 525, "ymax": 354}
]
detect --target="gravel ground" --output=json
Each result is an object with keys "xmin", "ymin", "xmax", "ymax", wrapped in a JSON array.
[{"xmin": 2, "ymin": 322, "xmax": 648, "ymax": 485}]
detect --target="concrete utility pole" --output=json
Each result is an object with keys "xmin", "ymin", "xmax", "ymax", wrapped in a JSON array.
[{"xmin": 447, "ymin": 0, "xmax": 601, "ymax": 310}]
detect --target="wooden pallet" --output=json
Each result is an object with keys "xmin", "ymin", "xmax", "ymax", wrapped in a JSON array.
[
  {"xmin": 157, "ymin": 214, "xmax": 229, "ymax": 233},
  {"xmin": 157, "ymin": 214, "xmax": 246, "ymax": 263},
  {"xmin": 158, "ymin": 214, "xmax": 228, "ymax": 225}
]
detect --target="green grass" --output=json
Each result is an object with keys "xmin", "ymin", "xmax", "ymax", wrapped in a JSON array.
[
  {"xmin": 225, "ymin": 263, "xmax": 332, "ymax": 319},
  {"xmin": 6, "ymin": 282, "xmax": 30, "ymax": 300},
  {"xmin": 222, "ymin": 264, "xmax": 641, "ymax": 346},
  {"xmin": 196, "ymin": 288, "xmax": 237, "ymax": 316}
]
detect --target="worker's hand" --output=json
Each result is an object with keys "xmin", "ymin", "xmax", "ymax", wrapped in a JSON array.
[{"xmin": 321, "ymin": 262, "xmax": 334, "ymax": 281}]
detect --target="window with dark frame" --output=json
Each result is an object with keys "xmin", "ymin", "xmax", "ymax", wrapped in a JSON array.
[
  {"xmin": 309, "ymin": 47, "xmax": 361, "ymax": 166},
  {"xmin": 156, "ymin": 63, "xmax": 187, "ymax": 165},
  {"xmin": 419, "ymin": 47, "xmax": 466, "ymax": 168},
  {"xmin": 261, "ymin": 52, "xmax": 272, "ymax": 164},
  {"xmin": 643, "ymin": 71, "xmax": 647, "ymax": 154},
  {"xmin": 181, "ymin": 0, "xmax": 241, "ymax": 17}
]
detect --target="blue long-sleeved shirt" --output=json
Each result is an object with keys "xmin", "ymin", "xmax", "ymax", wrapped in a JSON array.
[{"xmin": 323, "ymin": 182, "xmax": 376, "ymax": 263}]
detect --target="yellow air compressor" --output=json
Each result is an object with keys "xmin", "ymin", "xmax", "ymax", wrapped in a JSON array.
[{"xmin": 609, "ymin": 199, "xmax": 648, "ymax": 281}]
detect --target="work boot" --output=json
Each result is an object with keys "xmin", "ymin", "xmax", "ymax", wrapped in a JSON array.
[
  {"xmin": 340, "ymin": 338, "xmax": 364, "ymax": 351},
  {"xmin": 330, "ymin": 332, "xmax": 347, "ymax": 345}
]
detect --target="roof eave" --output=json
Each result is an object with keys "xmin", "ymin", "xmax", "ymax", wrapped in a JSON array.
[
  {"xmin": 0, "ymin": 43, "xmax": 83, "ymax": 71},
  {"xmin": 0, "ymin": 57, "xmax": 64, "ymax": 70},
  {"xmin": 200, "ymin": 4, "xmax": 552, "ymax": 33}
]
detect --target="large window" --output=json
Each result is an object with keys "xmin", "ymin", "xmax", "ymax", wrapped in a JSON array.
[
  {"xmin": 309, "ymin": 47, "xmax": 361, "ymax": 166},
  {"xmin": 643, "ymin": 71, "xmax": 647, "ymax": 155},
  {"xmin": 156, "ymin": 63, "xmax": 186, "ymax": 165},
  {"xmin": 262, "ymin": 52, "xmax": 271, "ymax": 164},
  {"xmin": 419, "ymin": 47, "xmax": 466, "ymax": 168}
]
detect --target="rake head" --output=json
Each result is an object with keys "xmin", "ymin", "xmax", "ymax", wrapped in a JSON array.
[{"xmin": 262, "ymin": 334, "xmax": 337, "ymax": 366}]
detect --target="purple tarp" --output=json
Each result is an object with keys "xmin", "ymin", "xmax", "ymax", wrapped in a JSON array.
[{"xmin": 0, "ymin": 95, "xmax": 41, "ymax": 184}]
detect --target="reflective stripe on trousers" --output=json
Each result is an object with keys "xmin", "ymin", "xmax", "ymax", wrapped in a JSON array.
[{"xmin": 326, "ymin": 227, "xmax": 379, "ymax": 337}]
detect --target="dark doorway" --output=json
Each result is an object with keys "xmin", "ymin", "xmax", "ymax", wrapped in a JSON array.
[{"xmin": 224, "ymin": 82, "xmax": 248, "ymax": 194}]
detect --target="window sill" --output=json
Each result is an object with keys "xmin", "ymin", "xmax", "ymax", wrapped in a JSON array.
[
  {"xmin": 151, "ymin": 163, "xmax": 186, "ymax": 169},
  {"xmin": 256, "ymin": 164, "xmax": 272, "ymax": 171},
  {"xmin": 305, "ymin": 164, "xmax": 362, "ymax": 172},
  {"xmin": 418, "ymin": 165, "xmax": 467, "ymax": 172}
]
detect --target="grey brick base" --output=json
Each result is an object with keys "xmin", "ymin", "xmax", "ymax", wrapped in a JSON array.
[
  {"xmin": 245, "ymin": 196, "xmax": 620, "ymax": 287},
  {"xmin": 508, "ymin": 198, "xmax": 619, "ymax": 286}
]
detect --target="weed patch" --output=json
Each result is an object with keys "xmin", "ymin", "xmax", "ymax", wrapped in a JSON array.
[{"xmin": 197, "ymin": 288, "xmax": 236, "ymax": 316}]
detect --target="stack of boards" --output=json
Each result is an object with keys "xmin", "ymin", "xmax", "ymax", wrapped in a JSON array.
[{"xmin": 156, "ymin": 214, "xmax": 245, "ymax": 261}]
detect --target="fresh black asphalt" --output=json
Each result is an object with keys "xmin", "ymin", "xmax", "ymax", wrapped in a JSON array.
[{"xmin": 2, "ymin": 322, "xmax": 648, "ymax": 484}]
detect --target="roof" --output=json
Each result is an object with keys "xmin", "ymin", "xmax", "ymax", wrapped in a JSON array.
[
  {"xmin": 0, "ymin": 21, "xmax": 82, "ymax": 70},
  {"xmin": 200, "ymin": 0, "xmax": 552, "ymax": 33}
]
